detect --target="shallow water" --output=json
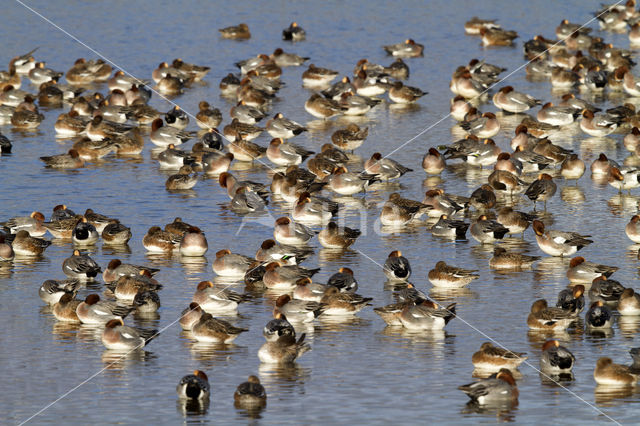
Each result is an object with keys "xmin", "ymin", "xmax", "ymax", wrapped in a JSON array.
[{"xmin": 1, "ymin": 0, "xmax": 640, "ymax": 424}]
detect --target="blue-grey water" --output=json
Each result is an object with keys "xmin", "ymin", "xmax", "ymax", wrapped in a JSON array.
[{"xmin": 1, "ymin": 0, "xmax": 639, "ymax": 424}]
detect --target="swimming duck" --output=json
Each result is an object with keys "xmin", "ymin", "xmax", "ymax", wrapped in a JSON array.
[
  {"xmin": 212, "ymin": 249, "xmax": 254, "ymax": 277},
  {"xmin": 62, "ymin": 249, "xmax": 101, "ymax": 279},
  {"xmin": 292, "ymin": 277, "xmax": 330, "ymax": 302},
  {"xmin": 468, "ymin": 184, "xmax": 496, "ymax": 211},
  {"xmin": 332, "ymin": 124, "xmax": 368, "ymax": 151},
  {"xmin": 102, "ymin": 318, "xmax": 157, "ymax": 350},
  {"xmin": 179, "ymin": 302, "xmax": 204, "ymax": 331},
  {"xmin": 580, "ymin": 110, "xmax": 617, "ymax": 137},
  {"xmin": 234, "ymin": 376, "xmax": 266, "ymax": 408},
  {"xmin": 219, "ymin": 23, "xmax": 251, "ymax": 39},
  {"xmin": 11, "ymin": 101, "xmax": 44, "ymax": 129},
  {"xmin": 192, "ymin": 280, "xmax": 245, "ymax": 315},
  {"xmin": 218, "ymin": 172, "xmax": 269, "ymax": 200},
  {"xmin": 320, "ymin": 286, "xmax": 371, "ymax": 316},
  {"xmin": 258, "ymin": 331, "xmax": 310, "ymax": 363},
  {"xmin": 383, "ymin": 39, "xmax": 424, "ymax": 57},
  {"xmin": 527, "ymin": 299, "xmax": 576, "ymax": 331},
  {"xmin": 106, "ymin": 270, "xmax": 161, "ymax": 302},
  {"xmin": 609, "ymin": 166, "xmax": 640, "ymax": 193},
  {"xmin": 102, "ymin": 259, "xmax": 158, "ymax": 284},
  {"xmin": 496, "ymin": 207, "xmax": 534, "ymax": 236},
  {"xmin": 431, "ymin": 214, "xmax": 469, "ymax": 239},
  {"xmin": 489, "ymin": 247, "xmax": 540, "ymax": 270},
  {"xmin": 40, "ymin": 149, "xmax": 84, "ymax": 169},
  {"xmin": 465, "ymin": 17, "xmax": 501, "ymax": 35},
  {"xmin": 480, "ymin": 27, "xmax": 518, "ymax": 46},
  {"xmin": 555, "ymin": 285, "xmax": 585, "ymax": 315},
  {"xmin": 493, "ymin": 86, "xmax": 541, "ymax": 113},
  {"xmin": 72, "ymin": 217, "xmax": 99, "ymax": 246},
  {"xmin": 230, "ymin": 101, "xmax": 265, "ymax": 124},
  {"xmin": 305, "ymin": 93, "xmax": 345, "ymax": 119},
  {"xmin": 164, "ymin": 105, "xmax": 189, "ymax": 130},
  {"xmin": 292, "ymin": 192, "xmax": 336, "ymax": 224},
  {"xmin": 2, "ymin": 211, "xmax": 46, "ymax": 236},
  {"xmin": 52, "ymin": 292, "xmax": 82, "ymax": 322},
  {"xmin": 274, "ymin": 294, "xmax": 325, "ymax": 323},
  {"xmin": 471, "ymin": 342, "xmax": 527, "ymax": 372},
  {"xmin": 364, "ymin": 153, "xmax": 413, "ymax": 181},
  {"xmin": 460, "ymin": 113, "xmax": 500, "ymax": 139},
  {"xmin": 302, "ymin": 64, "xmax": 339, "ymax": 88},
  {"xmin": 171, "ymin": 58, "xmax": 210, "ymax": 81},
  {"xmin": 164, "ymin": 217, "xmax": 195, "ymax": 237},
  {"xmin": 560, "ymin": 154, "xmax": 585, "ymax": 181},
  {"xmin": 594, "ymin": 357, "xmax": 639, "ymax": 386},
  {"xmin": 266, "ymin": 138, "xmax": 312, "ymax": 166},
  {"xmin": 537, "ymin": 102, "xmax": 579, "ymax": 126},
  {"xmin": 566, "ymin": 257, "xmax": 617, "ymax": 283},
  {"xmin": 540, "ymin": 340, "xmax": 575, "ymax": 375},
  {"xmin": 179, "ymin": 227, "xmax": 208, "ymax": 256},
  {"xmin": 589, "ymin": 276, "xmax": 625, "ymax": 305},
  {"xmin": 327, "ymin": 267, "xmax": 358, "ymax": 292},
  {"xmin": 282, "ymin": 21, "xmax": 306, "ymax": 41},
  {"xmin": 142, "ymin": 226, "xmax": 180, "ymax": 253},
  {"xmin": 192, "ymin": 313, "xmax": 248, "ymax": 343},
  {"xmin": 177, "ymin": 370, "xmax": 210, "ymax": 401},
  {"xmin": 262, "ymin": 312, "xmax": 296, "ymax": 342},
  {"xmin": 133, "ymin": 290, "xmax": 160, "ymax": 313},
  {"xmin": 470, "ymin": 216, "xmax": 509, "ymax": 244},
  {"xmin": 383, "ymin": 250, "xmax": 411, "ymax": 282},
  {"xmin": 256, "ymin": 239, "xmax": 311, "ymax": 266},
  {"xmin": 11, "ymin": 230, "xmax": 50, "ymax": 256},
  {"xmin": 318, "ymin": 222, "xmax": 360, "ymax": 249},
  {"xmin": 618, "ymin": 288, "xmax": 640, "ymax": 316},
  {"xmin": 326, "ymin": 166, "xmax": 378, "ymax": 196},
  {"xmin": 373, "ymin": 302, "xmax": 408, "ymax": 326},
  {"xmin": 625, "ymin": 215, "xmax": 640, "ymax": 243},
  {"xmin": 422, "ymin": 189, "xmax": 464, "ymax": 218},
  {"xmin": 76, "ymin": 294, "xmax": 133, "ymax": 325},
  {"xmin": 38, "ymin": 279, "xmax": 78, "ymax": 305},
  {"xmin": 150, "ymin": 118, "xmax": 194, "ymax": 147},
  {"xmin": 459, "ymin": 368, "xmax": 518, "ymax": 406},
  {"xmin": 0, "ymin": 235, "xmax": 14, "ymax": 261},
  {"xmin": 228, "ymin": 137, "xmax": 267, "ymax": 162},
  {"xmin": 399, "ymin": 300, "xmax": 456, "ymax": 330},
  {"xmin": 274, "ymin": 217, "xmax": 315, "ymax": 245},
  {"xmin": 43, "ymin": 215, "xmax": 82, "ymax": 239},
  {"xmin": 263, "ymin": 262, "xmax": 320, "ymax": 290},
  {"xmin": 388, "ymin": 81, "xmax": 427, "ymax": 104},
  {"xmin": 166, "ymin": 165, "xmax": 198, "ymax": 190},
  {"xmin": 381, "ymin": 193, "xmax": 431, "ymax": 226},
  {"xmin": 428, "ymin": 261, "xmax": 479, "ymax": 288}
]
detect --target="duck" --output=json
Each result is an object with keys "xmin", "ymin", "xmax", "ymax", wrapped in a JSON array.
[
  {"xmin": 431, "ymin": 214, "xmax": 469, "ymax": 239},
  {"xmin": 202, "ymin": 151, "xmax": 234, "ymax": 176},
  {"xmin": 302, "ymin": 64, "xmax": 339, "ymax": 88},
  {"xmin": 327, "ymin": 267, "xmax": 358, "ymax": 292},
  {"xmin": 179, "ymin": 227, "xmax": 208, "ymax": 256},
  {"xmin": 428, "ymin": 261, "xmax": 479, "ymax": 288},
  {"xmin": 282, "ymin": 21, "xmax": 305, "ymax": 41},
  {"xmin": 171, "ymin": 58, "xmax": 210, "ymax": 81},
  {"xmin": 609, "ymin": 166, "xmax": 640, "ymax": 193},
  {"xmin": 256, "ymin": 239, "xmax": 311, "ymax": 266},
  {"xmin": 0, "ymin": 235, "xmax": 14, "ymax": 261},
  {"xmin": 150, "ymin": 118, "xmax": 194, "ymax": 147},
  {"xmin": 560, "ymin": 154, "xmax": 585, "ymax": 181},
  {"xmin": 292, "ymin": 278, "xmax": 329, "ymax": 302},
  {"xmin": 195, "ymin": 101, "xmax": 222, "ymax": 129},
  {"xmin": 164, "ymin": 217, "xmax": 194, "ymax": 237},
  {"xmin": 157, "ymin": 144, "xmax": 194, "ymax": 169},
  {"xmin": 383, "ymin": 250, "xmax": 411, "ymax": 282},
  {"xmin": 470, "ymin": 215, "xmax": 509, "ymax": 244},
  {"xmin": 62, "ymin": 249, "xmax": 101, "ymax": 279},
  {"xmin": 382, "ymin": 39, "xmax": 424, "ymax": 57},
  {"xmin": 102, "ymin": 259, "xmax": 159, "ymax": 284},
  {"xmin": 86, "ymin": 115, "xmax": 134, "ymax": 141},
  {"xmin": 164, "ymin": 105, "xmax": 189, "ymax": 129},
  {"xmin": 292, "ymin": 192, "xmax": 335, "ymax": 224},
  {"xmin": 532, "ymin": 220, "xmax": 593, "ymax": 257},
  {"xmin": 381, "ymin": 193, "xmax": 431, "ymax": 226},
  {"xmin": 231, "ymin": 101, "xmax": 265, "ymax": 124},
  {"xmin": 192, "ymin": 280, "xmax": 245, "ymax": 315},
  {"xmin": 271, "ymin": 48, "xmax": 309, "ymax": 67},
  {"xmin": 625, "ymin": 215, "xmax": 640, "ymax": 243},
  {"xmin": 133, "ymin": 290, "xmax": 160, "ymax": 313},
  {"xmin": 11, "ymin": 101, "xmax": 44, "ymax": 129},
  {"xmin": 102, "ymin": 318, "xmax": 157, "ymax": 350},
  {"xmin": 326, "ymin": 166, "xmax": 378, "ymax": 196},
  {"xmin": 263, "ymin": 261, "xmax": 320, "ymax": 290},
  {"xmin": 304, "ymin": 93, "xmax": 345, "ymax": 119},
  {"xmin": 399, "ymin": 300, "xmax": 456, "ymax": 330},
  {"xmin": 527, "ymin": 299, "xmax": 576, "ymax": 331},
  {"xmin": 265, "ymin": 113, "xmax": 307, "ymax": 140},
  {"xmin": 580, "ymin": 110, "xmax": 617, "ymax": 137},
  {"xmin": 192, "ymin": 313, "xmax": 247, "ymax": 343},
  {"xmin": 218, "ymin": 172, "xmax": 269, "ymax": 200},
  {"xmin": 219, "ymin": 23, "xmax": 251, "ymax": 39},
  {"xmin": 459, "ymin": 368, "xmax": 518, "ymax": 405},
  {"xmin": 166, "ymin": 165, "xmax": 198, "ymax": 190},
  {"xmin": 318, "ymin": 222, "xmax": 360, "ymax": 249},
  {"xmin": 266, "ymin": 138, "xmax": 313, "ymax": 166},
  {"xmin": 177, "ymin": 370, "xmax": 210, "ymax": 401},
  {"xmin": 98, "ymin": 222, "xmax": 130, "ymax": 245},
  {"xmin": 262, "ymin": 312, "xmax": 296, "ymax": 342},
  {"xmin": 212, "ymin": 249, "xmax": 254, "ymax": 277},
  {"xmin": 468, "ymin": 184, "xmax": 496, "ymax": 211},
  {"xmin": 537, "ymin": 102, "xmax": 579, "ymax": 126},
  {"xmin": 471, "ymin": 342, "xmax": 527, "ymax": 372},
  {"xmin": 465, "ymin": 17, "xmax": 501, "ymax": 35},
  {"xmin": 11, "ymin": 230, "xmax": 50, "ymax": 256},
  {"xmin": 274, "ymin": 294, "xmax": 325, "ymax": 323},
  {"xmin": 232, "ymin": 189, "xmax": 269, "ymax": 213},
  {"xmin": 234, "ymin": 375, "xmax": 266, "ymax": 408},
  {"xmin": 618, "ymin": 288, "xmax": 640, "ymax": 316},
  {"xmin": 179, "ymin": 302, "xmax": 204, "ymax": 331},
  {"xmin": 320, "ymin": 286, "xmax": 372, "ymax": 316},
  {"xmin": 106, "ymin": 271, "xmax": 162, "ymax": 302},
  {"xmin": 364, "ymin": 153, "xmax": 413, "ymax": 181},
  {"xmin": 555, "ymin": 285, "xmax": 585, "ymax": 315},
  {"xmin": 422, "ymin": 189, "xmax": 464, "ymax": 218},
  {"xmin": 492, "ymin": 86, "xmax": 541, "ymax": 113},
  {"xmin": 388, "ymin": 81, "xmax": 427, "ymax": 104},
  {"xmin": 566, "ymin": 257, "xmax": 617, "ymax": 283},
  {"xmin": 40, "ymin": 149, "xmax": 84, "ymax": 169},
  {"xmin": 540, "ymin": 340, "xmax": 575, "ymax": 375},
  {"xmin": 228, "ymin": 137, "xmax": 267, "ymax": 162},
  {"xmin": 76, "ymin": 294, "xmax": 133, "ymax": 324},
  {"xmin": 589, "ymin": 276, "xmax": 625, "ymax": 305},
  {"xmin": 142, "ymin": 226, "xmax": 180, "ymax": 253},
  {"xmin": 38, "ymin": 279, "xmax": 79, "ymax": 305},
  {"xmin": 525, "ymin": 173, "xmax": 557, "ymax": 210},
  {"xmin": 43, "ymin": 215, "xmax": 82, "ymax": 239},
  {"xmin": 1, "ymin": 211, "xmax": 46, "ymax": 236},
  {"xmin": 52, "ymin": 293, "xmax": 82, "ymax": 322},
  {"xmin": 373, "ymin": 302, "xmax": 408, "ymax": 326},
  {"xmin": 331, "ymin": 124, "xmax": 368, "ymax": 151},
  {"xmin": 594, "ymin": 357, "xmax": 639, "ymax": 386},
  {"xmin": 590, "ymin": 153, "xmax": 617, "ymax": 175},
  {"xmin": 72, "ymin": 217, "xmax": 99, "ymax": 246},
  {"xmin": 459, "ymin": 113, "xmax": 500, "ymax": 139},
  {"xmin": 422, "ymin": 148, "xmax": 446, "ymax": 174},
  {"xmin": 489, "ymin": 247, "xmax": 540, "ymax": 269},
  {"xmin": 586, "ymin": 301, "xmax": 613, "ymax": 330},
  {"xmin": 480, "ymin": 27, "xmax": 518, "ymax": 46},
  {"xmin": 274, "ymin": 217, "xmax": 315, "ymax": 245},
  {"xmin": 496, "ymin": 207, "xmax": 534, "ymax": 236},
  {"xmin": 258, "ymin": 332, "xmax": 310, "ymax": 364}
]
